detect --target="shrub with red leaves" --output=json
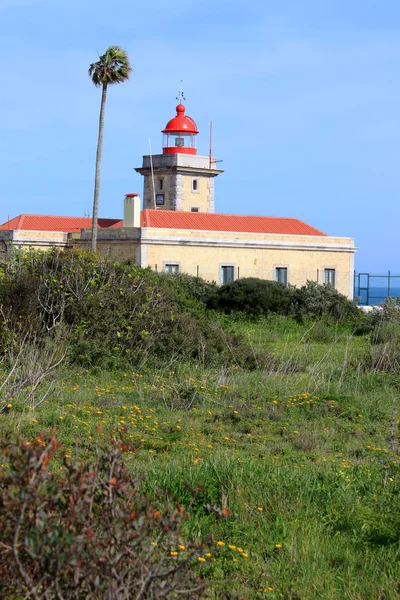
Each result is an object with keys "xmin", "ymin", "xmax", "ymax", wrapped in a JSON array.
[{"xmin": 0, "ymin": 433, "xmax": 206, "ymax": 599}]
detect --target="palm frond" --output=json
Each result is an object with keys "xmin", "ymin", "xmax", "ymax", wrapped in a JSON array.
[{"xmin": 88, "ymin": 46, "xmax": 132, "ymax": 87}]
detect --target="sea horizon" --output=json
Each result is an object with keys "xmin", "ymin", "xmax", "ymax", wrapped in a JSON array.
[{"xmin": 355, "ymin": 286, "xmax": 400, "ymax": 306}]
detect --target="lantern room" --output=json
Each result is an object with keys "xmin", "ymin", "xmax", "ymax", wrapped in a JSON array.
[{"xmin": 162, "ymin": 103, "xmax": 198, "ymax": 155}]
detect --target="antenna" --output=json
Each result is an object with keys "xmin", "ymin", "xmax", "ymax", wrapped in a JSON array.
[
  {"xmin": 176, "ymin": 80, "xmax": 186, "ymax": 103},
  {"xmin": 209, "ymin": 121, "xmax": 213, "ymax": 169},
  {"xmin": 149, "ymin": 139, "xmax": 156, "ymax": 209}
]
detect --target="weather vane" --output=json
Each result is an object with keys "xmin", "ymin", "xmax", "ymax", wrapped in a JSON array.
[{"xmin": 176, "ymin": 80, "xmax": 186, "ymax": 103}]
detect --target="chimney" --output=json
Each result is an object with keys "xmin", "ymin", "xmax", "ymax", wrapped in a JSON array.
[{"xmin": 124, "ymin": 194, "xmax": 141, "ymax": 227}]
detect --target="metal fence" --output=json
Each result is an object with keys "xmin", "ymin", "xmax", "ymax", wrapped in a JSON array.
[{"xmin": 354, "ymin": 272, "xmax": 400, "ymax": 306}]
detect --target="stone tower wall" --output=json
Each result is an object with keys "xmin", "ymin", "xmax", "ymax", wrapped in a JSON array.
[{"xmin": 137, "ymin": 154, "xmax": 222, "ymax": 213}]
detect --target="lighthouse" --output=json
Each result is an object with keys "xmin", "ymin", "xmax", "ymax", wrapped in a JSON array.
[
  {"xmin": 162, "ymin": 101, "xmax": 198, "ymax": 155},
  {"xmin": 135, "ymin": 95, "xmax": 223, "ymax": 212}
]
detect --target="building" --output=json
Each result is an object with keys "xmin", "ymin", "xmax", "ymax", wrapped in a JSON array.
[{"xmin": 0, "ymin": 99, "xmax": 357, "ymax": 298}]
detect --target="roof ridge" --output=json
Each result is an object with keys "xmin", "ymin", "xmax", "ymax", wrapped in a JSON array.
[
  {"xmin": 3, "ymin": 213, "xmax": 120, "ymax": 220},
  {"xmin": 142, "ymin": 209, "xmax": 311, "ymax": 221}
]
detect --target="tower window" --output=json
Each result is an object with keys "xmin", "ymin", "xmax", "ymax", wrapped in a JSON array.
[
  {"xmin": 192, "ymin": 178, "xmax": 199, "ymax": 192},
  {"xmin": 324, "ymin": 268, "xmax": 336, "ymax": 287},
  {"xmin": 190, "ymin": 207, "xmax": 200, "ymax": 212},
  {"xmin": 155, "ymin": 194, "xmax": 165, "ymax": 206},
  {"xmin": 158, "ymin": 178, "xmax": 164, "ymax": 191},
  {"xmin": 275, "ymin": 267, "xmax": 288, "ymax": 286}
]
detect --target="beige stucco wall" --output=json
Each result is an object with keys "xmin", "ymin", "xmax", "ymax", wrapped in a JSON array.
[
  {"xmin": 0, "ymin": 230, "xmax": 69, "ymax": 250},
  {"xmin": 143, "ymin": 244, "xmax": 354, "ymax": 298},
  {"xmin": 2, "ymin": 226, "xmax": 356, "ymax": 299},
  {"xmin": 141, "ymin": 228, "xmax": 352, "ymax": 246},
  {"xmin": 77, "ymin": 238, "xmax": 141, "ymax": 262},
  {"xmin": 85, "ymin": 227, "xmax": 356, "ymax": 299}
]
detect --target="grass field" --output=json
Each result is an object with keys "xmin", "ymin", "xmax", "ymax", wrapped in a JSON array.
[{"xmin": 2, "ymin": 315, "xmax": 400, "ymax": 599}]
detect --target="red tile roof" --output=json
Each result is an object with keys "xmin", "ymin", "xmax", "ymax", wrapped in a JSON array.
[
  {"xmin": 141, "ymin": 210, "xmax": 327, "ymax": 236},
  {"xmin": 0, "ymin": 215, "xmax": 121, "ymax": 233},
  {"xmin": 0, "ymin": 211, "xmax": 327, "ymax": 237}
]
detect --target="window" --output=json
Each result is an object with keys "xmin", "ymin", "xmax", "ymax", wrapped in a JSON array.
[
  {"xmin": 155, "ymin": 193, "xmax": 165, "ymax": 206},
  {"xmin": 190, "ymin": 207, "xmax": 200, "ymax": 212},
  {"xmin": 158, "ymin": 178, "xmax": 164, "ymax": 191},
  {"xmin": 163, "ymin": 132, "xmax": 196, "ymax": 150},
  {"xmin": 275, "ymin": 267, "xmax": 288, "ymax": 286},
  {"xmin": 192, "ymin": 178, "xmax": 199, "ymax": 192},
  {"xmin": 324, "ymin": 268, "xmax": 336, "ymax": 287},
  {"xmin": 221, "ymin": 265, "xmax": 234, "ymax": 285},
  {"xmin": 164, "ymin": 263, "xmax": 180, "ymax": 274}
]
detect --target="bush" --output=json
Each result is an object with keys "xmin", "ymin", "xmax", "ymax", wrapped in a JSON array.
[
  {"xmin": 0, "ymin": 433, "xmax": 207, "ymax": 599},
  {"xmin": 303, "ymin": 319, "xmax": 331, "ymax": 343},
  {"xmin": 367, "ymin": 297, "xmax": 400, "ymax": 345},
  {"xmin": 157, "ymin": 271, "xmax": 217, "ymax": 312},
  {"xmin": 0, "ymin": 249, "xmax": 260, "ymax": 370},
  {"xmin": 294, "ymin": 281, "xmax": 360, "ymax": 323},
  {"xmin": 207, "ymin": 278, "xmax": 295, "ymax": 316},
  {"xmin": 371, "ymin": 297, "xmax": 400, "ymax": 324},
  {"xmin": 370, "ymin": 321, "xmax": 400, "ymax": 346}
]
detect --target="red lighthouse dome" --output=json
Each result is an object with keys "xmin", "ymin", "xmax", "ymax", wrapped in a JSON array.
[{"xmin": 162, "ymin": 103, "xmax": 198, "ymax": 155}]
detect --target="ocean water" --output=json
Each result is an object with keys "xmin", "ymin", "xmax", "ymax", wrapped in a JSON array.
[{"xmin": 355, "ymin": 286, "xmax": 400, "ymax": 306}]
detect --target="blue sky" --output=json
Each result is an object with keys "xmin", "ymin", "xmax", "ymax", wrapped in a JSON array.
[{"xmin": 1, "ymin": 0, "xmax": 400, "ymax": 272}]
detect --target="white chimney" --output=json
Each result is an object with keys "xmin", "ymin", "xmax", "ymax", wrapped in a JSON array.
[{"xmin": 124, "ymin": 194, "xmax": 141, "ymax": 227}]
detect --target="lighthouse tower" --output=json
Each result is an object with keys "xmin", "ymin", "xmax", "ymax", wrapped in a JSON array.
[{"xmin": 135, "ymin": 96, "xmax": 223, "ymax": 212}]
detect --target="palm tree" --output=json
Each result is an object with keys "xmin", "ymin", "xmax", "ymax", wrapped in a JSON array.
[{"xmin": 89, "ymin": 46, "xmax": 132, "ymax": 252}]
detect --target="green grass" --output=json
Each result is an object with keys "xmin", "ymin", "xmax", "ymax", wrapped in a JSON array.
[{"xmin": 1, "ymin": 316, "xmax": 400, "ymax": 599}]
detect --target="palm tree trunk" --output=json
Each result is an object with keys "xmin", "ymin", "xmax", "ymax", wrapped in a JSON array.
[{"xmin": 91, "ymin": 83, "xmax": 107, "ymax": 252}]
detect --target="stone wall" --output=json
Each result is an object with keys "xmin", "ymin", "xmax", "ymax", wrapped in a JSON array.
[{"xmin": 137, "ymin": 153, "xmax": 222, "ymax": 213}]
